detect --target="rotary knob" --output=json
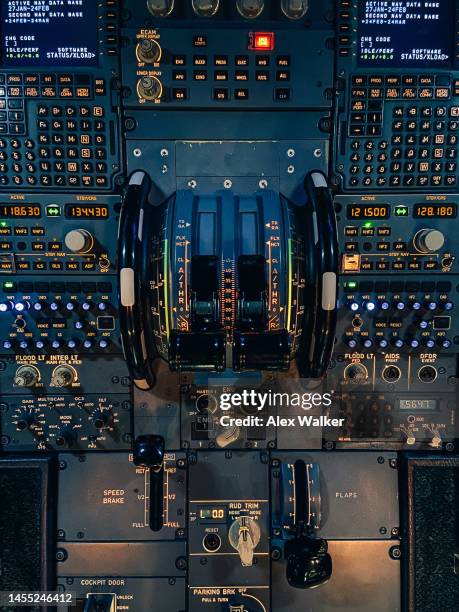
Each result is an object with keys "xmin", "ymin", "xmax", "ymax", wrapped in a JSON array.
[
  {"xmin": 14, "ymin": 365, "xmax": 40, "ymax": 387},
  {"xmin": 281, "ymin": 0, "xmax": 309, "ymax": 19},
  {"xmin": 64, "ymin": 229, "xmax": 94, "ymax": 254},
  {"xmin": 16, "ymin": 412, "xmax": 37, "ymax": 431},
  {"xmin": 137, "ymin": 76, "xmax": 163, "ymax": 101},
  {"xmin": 414, "ymin": 229, "xmax": 445, "ymax": 253},
  {"xmin": 147, "ymin": 0, "xmax": 174, "ymax": 16},
  {"xmin": 93, "ymin": 409, "xmax": 112, "ymax": 430},
  {"xmin": 51, "ymin": 365, "xmax": 77, "ymax": 388},
  {"xmin": 228, "ymin": 516, "xmax": 261, "ymax": 567},
  {"xmin": 192, "ymin": 0, "xmax": 220, "ymax": 16},
  {"xmin": 236, "ymin": 0, "xmax": 264, "ymax": 18},
  {"xmin": 55, "ymin": 425, "xmax": 77, "ymax": 448},
  {"xmin": 136, "ymin": 38, "xmax": 162, "ymax": 64}
]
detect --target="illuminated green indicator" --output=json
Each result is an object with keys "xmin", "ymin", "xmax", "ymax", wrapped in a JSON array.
[
  {"xmin": 3, "ymin": 281, "xmax": 14, "ymax": 289},
  {"xmin": 363, "ymin": 221, "xmax": 373, "ymax": 228},
  {"xmin": 395, "ymin": 206, "xmax": 409, "ymax": 217},
  {"xmin": 0, "ymin": 222, "xmax": 7, "ymax": 227},
  {"xmin": 46, "ymin": 205, "xmax": 60, "ymax": 217},
  {"xmin": 346, "ymin": 281, "xmax": 358, "ymax": 289}
]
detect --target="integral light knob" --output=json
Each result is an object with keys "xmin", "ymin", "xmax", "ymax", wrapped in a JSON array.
[
  {"xmin": 137, "ymin": 76, "xmax": 163, "ymax": 101},
  {"xmin": 281, "ymin": 0, "xmax": 309, "ymax": 19},
  {"xmin": 147, "ymin": 0, "xmax": 174, "ymax": 16},
  {"xmin": 228, "ymin": 516, "xmax": 261, "ymax": 567},
  {"xmin": 65, "ymin": 229, "xmax": 94, "ymax": 254},
  {"xmin": 14, "ymin": 365, "xmax": 40, "ymax": 387},
  {"xmin": 51, "ymin": 365, "xmax": 76, "ymax": 388},
  {"xmin": 414, "ymin": 229, "xmax": 445, "ymax": 253},
  {"xmin": 136, "ymin": 38, "xmax": 162, "ymax": 64},
  {"xmin": 192, "ymin": 0, "xmax": 220, "ymax": 16}
]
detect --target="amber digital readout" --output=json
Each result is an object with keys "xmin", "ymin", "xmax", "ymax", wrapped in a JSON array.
[
  {"xmin": 199, "ymin": 507, "xmax": 226, "ymax": 522},
  {"xmin": 64, "ymin": 204, "xmax": 109, "ymax": 219},
  {"xmin": 346, "ymin": 204, "xmax": 390, "ymax": 219},
  {"xmin": 0, "ymin": 204, "xmax": 42, "ymax": 218},
  {"xmin": 413, "ymin": 204, "xmax": 457, "ymax": 219}
]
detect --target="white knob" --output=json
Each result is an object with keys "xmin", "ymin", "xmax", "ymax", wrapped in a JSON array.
[
  {"xmin": 414, "ymin": 229, "xmax": 445, "ymax": 253},
  {"xmin": 65, "ymin": 229, "xmax": 93, "ymax": 253}
]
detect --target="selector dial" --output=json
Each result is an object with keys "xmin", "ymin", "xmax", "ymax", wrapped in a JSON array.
[
  {"xmin": 65, "ymin": 229, "xmax": 94, "ymax": 254},
  {"xmin": 16, "ymin": 412, "xmax": 37, "ymax": 431},
  {"xmin": 51, "ymin": 365, "xmax": 77, "ymax": 388},
  {"xmin": 192, "ymin": 0, "xmax": 220, "ymax": 16},
  {"xmin": 55, "ymin": 425, "xmax": 77, "ymax": 447},
  {"xmin": 413, "ymin": 229, "xmax": 445, "ymax": 253},
  {"xmin": 236, "ymin": 0, "xmax": 264, "ymax": 18},
  {"xmin": 228, "ymin": 516, "xmax": 261, "ymax": 566},
  {"xmin": 92, "ymin": 409, "xmax": 113, "ymax": 430},
  {"xmin": 137, "ymin": 76, "xmax": 163, "ymax": 101},
  {"xmin": 136, "ymin": 38, "xmax": 162, "ymax": 64},
  {"xmin": 14, "ymin": 365, "xmax": 40, "ymax": 387},
  {"xmin": 281, "ymin": 0, "xmax": 308, "ymax": 19},
  {"xmin": 147, "ymin": 0, "xmax": 174, "ymax": 17}
]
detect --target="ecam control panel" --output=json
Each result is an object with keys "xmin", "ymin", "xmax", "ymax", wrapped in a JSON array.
[{"xmin": 0, "ymin": 2, "xmax": 457, "ymax": 612}]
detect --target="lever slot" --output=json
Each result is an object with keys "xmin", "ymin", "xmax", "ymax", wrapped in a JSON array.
[
  {"xmin": 133, "ymin": 435, "xmax": 165, "ymax": 532},
  {"xmin": 237, "ymin": 255, "xmax": 267, "ymax": 330}
]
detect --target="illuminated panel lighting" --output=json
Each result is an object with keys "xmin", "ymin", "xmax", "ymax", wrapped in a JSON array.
[{"xmin": 249, "ymin": 32, "xmax": 275, "ymax": 51}]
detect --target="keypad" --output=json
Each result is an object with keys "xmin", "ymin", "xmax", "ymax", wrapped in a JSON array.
[
  {"xmin": 343, "ymin": 74, "xmax": 459, "ymax": 189},
  {"xmin": 0, "ymin": 102, "xmax": 111, "ymax": 189},
  {"xmin": 0, "ymin": 67, "xmax": 117, "ymax": 190}
]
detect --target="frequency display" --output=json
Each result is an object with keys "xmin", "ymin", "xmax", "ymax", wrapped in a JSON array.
[
  {"xmin": 357, "ymin": 0, "xmax": 455, "ymax": 67},
  {"xmin": 1, "ymin": 0, "xmax": 98, "ymax": 67}
]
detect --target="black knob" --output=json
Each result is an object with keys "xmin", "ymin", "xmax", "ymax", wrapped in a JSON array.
[
  {"xmin": 133, "ymin": 434, "xmax": 165, "ymax": 469},
  {"xmin": 16, "ymin": 413, "xmax": 36, "ymax": 431},
  {"xmin": 55, "ymin": 425, "xmax": 77, "ymax": 447},
  {"xmin": 285, "ymin": 534, "xmax": 332, "ymax": 589},
  {"xmin": 93, "ymin": 410, "xmax": 112, "ymax": 430}
]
